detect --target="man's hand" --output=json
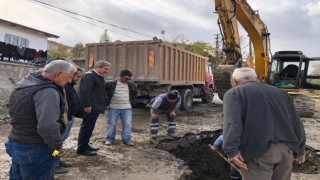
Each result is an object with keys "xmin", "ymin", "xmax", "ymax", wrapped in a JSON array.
[
  {"xmin": 294, "ymin": 155, "xmax": 306, "ymax": 164},
  {"xmin": 84, "ymin": 107, "xmax": 92, "ymax": 113},
  {"xmin": 169, "ymin": 111, "xmax": 176, "ymax": 118},
  {"xmin": 230, "ymin": 153, "xmax": 248, "ymax": 171}
]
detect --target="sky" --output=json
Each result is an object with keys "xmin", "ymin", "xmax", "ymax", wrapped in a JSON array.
[{"xmin": 1, "ymin": 0, "xmax": 320, "ymax": 57}]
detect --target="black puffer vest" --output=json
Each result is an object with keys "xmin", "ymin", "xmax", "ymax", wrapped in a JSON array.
[{"xmin": 8, "ymin": 84, "xmax": 65, "ymax": 144}]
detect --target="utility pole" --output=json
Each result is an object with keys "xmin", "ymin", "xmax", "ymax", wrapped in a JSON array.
[{"xmin": 214, "ymin": 34, "xmax": 221, "ymax": 67}]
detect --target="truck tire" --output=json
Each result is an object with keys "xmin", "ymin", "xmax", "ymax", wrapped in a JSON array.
[
  {"xmin": 180, "ymin": 89, "xmax": 193, "ymax": 111},
  {"xmin": 201, "ymin": 88, "xmax": 214, "ymax": 103}
]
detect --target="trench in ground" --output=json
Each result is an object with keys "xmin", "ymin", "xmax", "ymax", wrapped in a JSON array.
[{"xmin": 156, "ymin": 129, "xmax": 320, "ymax": 180}]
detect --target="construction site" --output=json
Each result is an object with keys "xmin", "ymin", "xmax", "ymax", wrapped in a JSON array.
[
  {"xmin": 1, "ymin": 92, "xmax": 320, "ymax": 179},
  {"xmin": 1, "ymin": 0, "xmax": 320, "ymax": 179}
]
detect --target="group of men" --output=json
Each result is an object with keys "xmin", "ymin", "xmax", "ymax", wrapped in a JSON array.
[
  {"xmin": 4, "ymin": 59, "xmax": 181, "ymax": 179},
  {"xmin": 3, "ymin": 57, "xmax": 306, "ymax": 180}
]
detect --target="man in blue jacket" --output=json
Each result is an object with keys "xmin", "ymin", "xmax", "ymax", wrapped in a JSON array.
[
  {"xmin": 212, "ymin": 135, "xmax": 242, "ymax": 180},
  {"xmin": 223, "ymin": 67, "xmax": 306, "ymax": 180}
]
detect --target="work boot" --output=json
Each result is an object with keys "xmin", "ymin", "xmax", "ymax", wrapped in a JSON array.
[
  {"xmin": 150, "ymin": 134, "xmax": 157, "ymax": 140},
  {"xmin": 59, "ymin": 160, "xmax": 72, "ymax": 168},
  {"xmin": 167, "ymin": 132, "xmax": 178, "ymax": 138},
  {"xmin": 54, "ymin": 166, "xmax": 69, "ymax": 174},
  {"xmin": 149, "ymin": 134, "xmax": 157, "ymax": 145}
]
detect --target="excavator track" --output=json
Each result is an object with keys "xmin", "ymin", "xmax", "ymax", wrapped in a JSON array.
[
  {"xmin": 214, "ymin": 65, "xmax": 235, "ymax": 100},
  {"xmin": 290, "ymin": 94, "xmax": 316, "ymax": 117}
]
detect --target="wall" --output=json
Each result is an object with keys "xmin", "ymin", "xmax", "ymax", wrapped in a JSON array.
[
  {"xmin": 0, "ymin": 62, "xmax": 36, "ymax": 103},
  {"xmin": 0, "ymin": 23, "xmax": 48, "ymax": 51}
]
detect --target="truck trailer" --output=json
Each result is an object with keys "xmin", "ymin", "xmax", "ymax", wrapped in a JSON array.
[{"xmin": 85, "ymin": 38, "xmax": 215, "ymax": 110}]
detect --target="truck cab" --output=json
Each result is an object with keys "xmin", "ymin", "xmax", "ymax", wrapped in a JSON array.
[{"xmin": 201, "ymin": 62, "xmax": 215, "ymax": 103}]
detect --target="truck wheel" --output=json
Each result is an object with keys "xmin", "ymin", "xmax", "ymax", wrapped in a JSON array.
[
  {"xmin": 180, "ymin": 89, "xmax": 193, "ymax": 111},
  {"xmin": 201, "ymin": 88, "xmax": 214, "ymax": 103}
]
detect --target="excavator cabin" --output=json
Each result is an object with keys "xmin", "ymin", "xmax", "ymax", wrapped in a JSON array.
[{"xmin": 268, "ymin": 51, "xmax": 320, "ymax": 90}]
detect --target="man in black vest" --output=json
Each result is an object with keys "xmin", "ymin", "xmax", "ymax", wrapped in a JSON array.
[
  {"xmin": 5, "ymin": 60, "xmax": 76, "ymax": 179},
  {"xmin": 77, "ymin": 60, "xmax": 111, "ymax": 156}
]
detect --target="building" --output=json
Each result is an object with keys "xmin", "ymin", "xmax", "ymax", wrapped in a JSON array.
[
  {"xmin": 0, "ymin": 19, "xmax": 59, "ymax": 90},
  {"xmin": 0, "ymin": 18, "xmax": 59, "ymax": 51}
]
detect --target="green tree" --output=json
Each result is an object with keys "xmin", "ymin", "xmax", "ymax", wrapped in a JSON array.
[
  {"xmin": 72, "ymin": 43, "xmax": 85, "ymax": 58},
  {"xmin": 48, "ymin": 44, "xmax": 72, "ymax": 59},
  {"xmin": 99, "ymin": 29, "xmax": 111, "ymax": 43},
  {"xmin": 172, "ymin": 34, "xmax": 217, "ymax": 67}
]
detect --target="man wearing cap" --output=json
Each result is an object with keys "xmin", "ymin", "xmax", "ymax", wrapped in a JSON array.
[
  {"xmin": 149, "ymin": 91, "xmax": 181, "ymax": 139},
  {"xmin": 104, "ymin": 69, "xmax": 138, "ymax": 146}
]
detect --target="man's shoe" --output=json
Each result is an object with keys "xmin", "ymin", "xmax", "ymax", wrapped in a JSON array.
[
  {"xmin": 167, "ymin": 132, "xmax": 178, "ymax": 138},
  {"xmin": 105, "ymin": 140, "xmax": 113, "ymax": 146},
  {"xmin": 55, "ymin": 166, "xmax": 69, "ymax": 174},
  {"xmin": 77, "ymin": 150, "xmax": 97, "ymax": 156},
  {"xmin": 88, "ymin": 146, "xmax": 100, "ymax": 151},
  {"xmin": 150, "ymin": 134, "xmax": 157, "ymax": 140},
  {"xmin": 59, "ymin": 160, "xmax": 72, "ymax": 168},
  {"xmin": 123, "ymin": 141, "xmax": 134, "ymax": 146}
]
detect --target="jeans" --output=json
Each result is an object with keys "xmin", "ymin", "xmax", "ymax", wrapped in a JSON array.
[
  {"xmin": 5, "ymin": 139, "xmax": 58, "ymax": 180},
  {"xmin": 62, "ymin": 115, "xmax": 74, "ymax": 141},
  {"xmin": 77, "ymin": 113, "xmax": 99, "ymax": 152},
  {"xmin": 106, "ymin": 108, "xmax": 132, "ymax": 143}
]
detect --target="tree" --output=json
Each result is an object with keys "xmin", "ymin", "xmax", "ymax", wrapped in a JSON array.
[
  {"xmin": 48, "ymin": 44, "xmax": 72, "ymax": 59},
  {"xmin": 171, "ymin": 34, "xmax": 217, "ymax": 67},
  {"xmin": 72, "ymin": 43, "xmax": 85, "ymax": 58},
  {"xmin": 99, "ymin": 29, "xmax": 111, "ymax": 43}
]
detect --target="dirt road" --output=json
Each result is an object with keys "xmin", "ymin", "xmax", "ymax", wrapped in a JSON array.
[{"xmin": 1, "ymin": 96, "xmax": 320, "ymax": 179}]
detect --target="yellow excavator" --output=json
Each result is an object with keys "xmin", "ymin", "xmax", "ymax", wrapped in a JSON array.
[{"xmin": 214, "ymin": 0, "xmax": 320, "ymax": 117}]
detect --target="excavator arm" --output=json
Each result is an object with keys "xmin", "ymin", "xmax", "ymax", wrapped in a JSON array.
[
  {"xmin": 214, "ymin": 0, "xmax": 316, "ymax": 117},
  {"xmin": 214, "ymin": 0, "xmax": 271, "ymax": 99}
]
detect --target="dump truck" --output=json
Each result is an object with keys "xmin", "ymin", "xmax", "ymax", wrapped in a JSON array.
[{"xmin": 84, "ymin": 38, "xmax": 215, "ymax": 110}]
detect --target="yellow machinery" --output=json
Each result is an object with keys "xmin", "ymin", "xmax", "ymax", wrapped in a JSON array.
[{"xmin": 214, "ymin": 0, "xmax": 318, "ymax": 117}]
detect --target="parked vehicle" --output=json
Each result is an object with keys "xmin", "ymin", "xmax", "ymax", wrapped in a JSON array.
[{"xmin": 84, "ymin": 37, "xmax": 215, "ymax": 110}]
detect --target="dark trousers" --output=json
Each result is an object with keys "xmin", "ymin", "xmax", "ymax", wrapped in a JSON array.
[
  {"xmin": 150, "ymin": 109, "xmax": 176, "ymax": 135},
  {"xmin": 77, "ymin": 113, "xmax": 99, "ymax": 152}
]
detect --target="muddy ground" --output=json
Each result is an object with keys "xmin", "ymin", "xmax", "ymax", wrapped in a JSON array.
[{"xmin": 1, "ymin": 95, "xmax": 320, "ymax": 180}]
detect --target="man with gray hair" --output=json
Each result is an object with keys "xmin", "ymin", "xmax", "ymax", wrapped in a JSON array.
[
  {"xmin": 222, "ymin": 67, "xmax": 306, "ymax": 180},
  {"xmin": 77, "ymin": 60, "xmax": 111, "ymax": 156},
  {"xmin": 5, "ymin": 60, "xmax": 76, "ymax": 179}
]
